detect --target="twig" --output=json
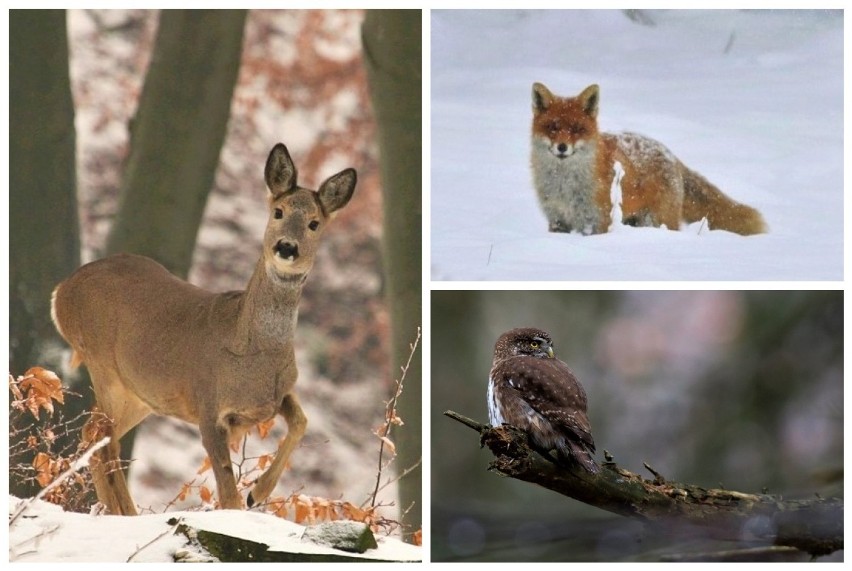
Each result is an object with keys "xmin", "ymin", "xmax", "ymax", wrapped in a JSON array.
[
  {"xmin": 9, "ymin": 524, "xmax": 61, "ymax": 561},
  {"xmin": 126, "ymin": 517, "xmax": 184, "ymax": 562},
  {"xmin": 443, "ymin": 410, "xmax": 488, "ymax": 432},
  {"xmin": 9, "ymin": 436, "xmax": 110, "ymax": 527},
  {"xmin": 362, "ymin": 458, "xmax": 422, "ymax": 508},
  {"xmin": 643, "ymin": 461, "xmax": 666, "ymax": 483},
  {"xmin": 368, "ymin": 327, "xmax": 421, "ymax": 509}
]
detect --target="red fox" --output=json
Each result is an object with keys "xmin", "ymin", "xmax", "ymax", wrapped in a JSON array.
[{"xmin": 530, "ymin": 83, "xmax": 767, "ymax": 235}]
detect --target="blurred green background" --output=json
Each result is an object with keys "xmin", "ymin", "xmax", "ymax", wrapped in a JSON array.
[{"xmin": 431, "ymin": 290, "xmax": 843, "ymax": 561}]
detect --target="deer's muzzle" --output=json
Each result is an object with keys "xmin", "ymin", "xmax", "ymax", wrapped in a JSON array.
[{"xmin": 274, "ymin": 240, "xmax": 299, "ymax": 261}]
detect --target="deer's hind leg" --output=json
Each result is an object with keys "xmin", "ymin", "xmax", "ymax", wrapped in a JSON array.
[
  {"xmin": 83, "ymin": 368, "xmax": 151, "ymax": 516},
  {"xmin": 247, "ymin": 393, "xmax": 307, "ymax": 508}
]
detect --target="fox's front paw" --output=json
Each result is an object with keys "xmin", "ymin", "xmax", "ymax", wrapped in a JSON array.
[{"xmin": 548, "ymin": 220, "xmax": 572, "ymax": 233}]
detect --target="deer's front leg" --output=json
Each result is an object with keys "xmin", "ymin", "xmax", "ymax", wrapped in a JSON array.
[
  {"xmin": 200, "ymin": 419, "xmax": 242, "ymax": 510},
  {"xmin": 247, "ymin": 393, "xmax": 307, "ymax": 508}
]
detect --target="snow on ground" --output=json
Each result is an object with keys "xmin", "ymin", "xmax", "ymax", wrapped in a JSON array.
[
  {"xmin": 430, "ymin": 9, "xmax": 843, "ymax": 280},
  {"xmin": 8, "ymin": 496, "xmax": 422, "ymax": 562}
]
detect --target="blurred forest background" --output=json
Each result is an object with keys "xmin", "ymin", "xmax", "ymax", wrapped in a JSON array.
[
  {"xmin": 10, "ymin": 9, "xmax": 421, "ymax": 539},
  {"xmin": 432, "ymin": 290, "xmax": 843, "ymax": 561}
]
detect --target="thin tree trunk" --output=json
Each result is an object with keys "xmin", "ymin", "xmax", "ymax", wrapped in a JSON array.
[
  {"xmin": 9, "ymin": 9, "xmax": 82, "ymax": 499},
  {"xmin": 362, "ymin": 9, "xmax": 423, "ymax": 541},
  {"xmin": 105, "ymin": 9, "xmax": 247, "ymax": 277}
]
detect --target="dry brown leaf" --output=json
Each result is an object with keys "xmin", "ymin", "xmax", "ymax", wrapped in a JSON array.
[
  {"xmin": 256, "ymin": 418, "xmax": 276, "ymax": 439},
  {"xmin": 294, "ymin": 497, "xmax": 311, "ymax": 524},
  {"xmin": 18, "ymin": 367, "xmax": 65, "ymax": 419},
  {"xmin": 28, "ymin": 367, "xmax": 65, "ymax": 403},
  {"xmin": 341, "ymin": 501, "xmax": 372, "ymax": 523},
  {"xmin": 199, "ymin": 485, "xmax": 213, "ymax": 503},
  {"xmin": 269, "ymin": 497, "xmax": 288, "ymax": 518},
  {"xmin": 377, "ymin": 435, "xmax": 396, "ymax": 455},
  {"xmin": 177, "ymin": 483, "xmax": 190, "ymax": 502},
  {"xmin": 257, "ymin": 454, "xmax": 272, "ymax": 470},
  {"xmin": 197, "ymin": 456, "xmax": 212, "ymax": 474},
  {"xmin": 412, "ymin": 529, "xmax": 422, "ymax": 546},
  {"xmin": 32, "ymin": 452, "xmax": 54, "ymax": 488}
]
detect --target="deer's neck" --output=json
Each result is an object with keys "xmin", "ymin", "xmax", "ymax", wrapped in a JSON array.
[{"xmin": 229, "ymin": 260, "xmax": 305, "ymax": 355}]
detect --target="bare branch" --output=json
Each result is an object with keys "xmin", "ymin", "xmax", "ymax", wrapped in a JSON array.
[
  {"xmin": 9, "ymin": 436, "xmax": 111, "ymax": 527},
  {"xmin": 126, "ymin": 517, "xmax": 184, "ymax": 562},
  {"xmin": 364, "ymin": 458, "xmax": 422, "ymax": 507},
  {"xmin": 368, "ymin": 327, "xmax": 421, "ymax": 508},
  {"xmin": 445, "ymin": 410, "xmax": 843, "ymax": 558}
]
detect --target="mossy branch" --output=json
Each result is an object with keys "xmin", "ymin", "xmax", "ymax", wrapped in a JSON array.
[{"xmin": 444, "ymin": 410, "xmax": 842, "ymax": 558}]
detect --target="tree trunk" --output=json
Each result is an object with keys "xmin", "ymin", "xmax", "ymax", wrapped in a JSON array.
[
  {"xmin": 9, "ymin": 9, "xmax": 79, "ymax": 378},
  {"xmin": 362, "ymin": 10, "xmax": 422, "ymax": 540},
  {"xmin": 9, "ymin": 9, "xmax": 84, "ymax": 500},
  {"xmin": 105, "ymin": 9, "xmax": 247, "ymax": 277}
]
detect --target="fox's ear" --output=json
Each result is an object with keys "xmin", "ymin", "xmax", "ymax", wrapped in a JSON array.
[
  {"xmin": 579, "ymin": 84, "xmax": 600, "ymax": 118},
  {"xmin": 532, "ymin": 82, "xmax": 554, "ymax": 113}
]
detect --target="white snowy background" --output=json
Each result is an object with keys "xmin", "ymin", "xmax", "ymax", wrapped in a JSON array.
[{"xmin": 430, "ymin": 9, "xmax": 843, "ymax": 280}]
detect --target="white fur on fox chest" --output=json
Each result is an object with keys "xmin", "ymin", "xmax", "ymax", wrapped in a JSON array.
[{"xmin": 530, "ymin": 135, "xmax": 601, "ymax": 234}]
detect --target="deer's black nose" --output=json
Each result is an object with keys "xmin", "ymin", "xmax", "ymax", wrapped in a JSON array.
[{"xmin": 274, "ymin": 240, "xmax": 299, "ymax": 261}]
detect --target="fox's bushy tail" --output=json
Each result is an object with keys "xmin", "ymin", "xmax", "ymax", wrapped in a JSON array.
[{"xmin": 681, "ymin": 166, "xmax": 767, "ymax": 235}]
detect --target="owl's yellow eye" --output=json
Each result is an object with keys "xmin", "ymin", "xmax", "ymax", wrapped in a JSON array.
[{"xmin": 530, "ymin": 341, "xmax": 539, "ymax": 348}]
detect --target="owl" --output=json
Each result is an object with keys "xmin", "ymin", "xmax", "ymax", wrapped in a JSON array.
[{"xmin": 487, "ymin": 327, "xmax": 599, "ymax": 474}]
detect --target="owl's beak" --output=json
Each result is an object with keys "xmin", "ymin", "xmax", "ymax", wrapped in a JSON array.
[{"xmin": 547, "ymin": 347, "xmax": 554, "ymax": 359}]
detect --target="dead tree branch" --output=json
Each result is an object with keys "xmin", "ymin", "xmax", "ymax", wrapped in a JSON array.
[{"xmin": 444, "ymin": 410, "xmax": 842, "ymax": 558}]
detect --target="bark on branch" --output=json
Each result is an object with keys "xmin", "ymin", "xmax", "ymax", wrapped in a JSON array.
[{"xmin": 444, "ymin": 410, "xmax": 842, "ymax": 558}]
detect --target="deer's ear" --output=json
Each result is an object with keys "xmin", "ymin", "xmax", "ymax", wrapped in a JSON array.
[
  {"xmin": 318, "ymin": 168, "xmax": 356, "ymax": 215},
  {"xmin": 265, "ymin": 143, "xmax": 298, "ymax": 198}
]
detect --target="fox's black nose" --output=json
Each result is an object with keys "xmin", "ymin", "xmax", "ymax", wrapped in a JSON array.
[
  {"xmin": 557, "ymin": 143, "xmax": 568, "ymax": 154},
  {"xmin": 275, "ymin": 240, "xmax": 299, "ymax": 261}
]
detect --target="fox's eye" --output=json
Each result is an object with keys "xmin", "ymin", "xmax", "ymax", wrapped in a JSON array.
[
  {"xmin": 570, "ymin": 124, "xmax": 585, "ymax": 135},
  {"xmin": 547, "ymin": 121, "xmax": 560, "ymax": 133},
  {"xmin": 274, "ymin": 208, "xmax": 283, "ymax": 220},
  {"xmin": 308, "ymin": 220, "xmax": 320, "ymax": 231}
]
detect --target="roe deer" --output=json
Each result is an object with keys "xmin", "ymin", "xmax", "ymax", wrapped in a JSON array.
[{"xmin": 51, "ymin": 143, "xmax": 356, "ymax": 515}]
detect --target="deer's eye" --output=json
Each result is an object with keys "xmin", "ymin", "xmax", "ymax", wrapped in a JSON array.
[
  {"xmin": 308, "ymin": 220, "xmax": 320, "ymax": 231},
  {"xmin": 274, "ymin": 208, "xmax": 283, "ymax": 220}
]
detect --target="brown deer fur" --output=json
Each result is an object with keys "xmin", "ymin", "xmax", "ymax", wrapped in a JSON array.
[{"xmin": 51, "ymin": 143, "xmax": 356, "ymax": 514}]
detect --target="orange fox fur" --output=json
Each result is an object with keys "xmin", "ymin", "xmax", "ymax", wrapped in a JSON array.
[{"xmin": 530, "ymin": 83, "xmax": 766, "ymax": 235}]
